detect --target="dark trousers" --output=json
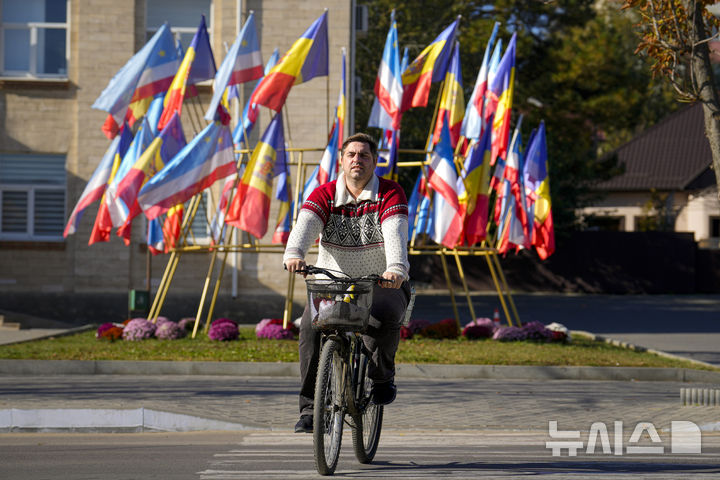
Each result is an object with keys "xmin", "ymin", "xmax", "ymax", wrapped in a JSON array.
[{"xmin": 298, "ymin": 281, "xmax": 411, "ymax": 415}]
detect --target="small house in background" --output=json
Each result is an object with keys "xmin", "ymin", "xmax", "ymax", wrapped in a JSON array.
[{"xmin": 580, "ymin": 103, "xmax": 720, "ymax": 248}]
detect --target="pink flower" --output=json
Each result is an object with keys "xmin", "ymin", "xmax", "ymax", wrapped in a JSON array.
[
  {"xmin": 257, "ymin": 323, "xmax": 294, "ymax": 340},
  {"xmin": 208, "ymin": 318, "xmax": 239, "ymax": 341}
]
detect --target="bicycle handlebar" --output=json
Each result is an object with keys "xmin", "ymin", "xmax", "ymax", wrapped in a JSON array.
[{"xmin": 289, "ymin": 264, "xmax": 391, "ymax": 284}]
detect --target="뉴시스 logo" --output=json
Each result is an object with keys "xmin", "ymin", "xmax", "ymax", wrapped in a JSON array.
[{"xmin": 546, "ymin": 420, "xmax": 702, "ymax": 456}]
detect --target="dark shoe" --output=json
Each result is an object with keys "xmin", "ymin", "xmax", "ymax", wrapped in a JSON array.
[
  {"xmin": 294, "ymin": 415, "xmax": 313, "ymax": 433},
  {"xmin": 371, "ymin": 381, "xmax": 397, "ymax": 406}
]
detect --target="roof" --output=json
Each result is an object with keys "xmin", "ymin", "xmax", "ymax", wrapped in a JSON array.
[{"xmin": 596, "ymin": 103, "xmax": 714, "ymax": 191}]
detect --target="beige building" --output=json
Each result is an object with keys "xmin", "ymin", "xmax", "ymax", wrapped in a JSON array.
[
  {"xmin": 0, "ymin": 0, "xmax": 353, "ymax": 323},
  {"xmin": 580, "ymin": 103, "xmax": 720, "ymax": 248}
]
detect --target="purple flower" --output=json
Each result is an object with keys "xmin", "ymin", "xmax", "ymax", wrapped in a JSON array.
[
  {"xmin": 155, "ymin": 316, "xmax": 172, "ymax": 327},
  {"xmin": 208, "ymin": 319, "xmax": 239, "ymax": 341},
  {"xmin": 256, "ymin": 318, "xmax": 281, "ymax": 335},
  {"xmin": 463, "ymin": 318, "xmax": 496, "ymax": 339},
  {"xmin": 257, "ymin": 323, "xmax": 294, "ymax": 340},
  {"xmin": 122, "ymin": 318, "xmax": 156, "ymax": 341},
  {"xmin": 155, "ymin": 321, "xmax": 185, "ymax": 340},
  {"xmin": 522, "ymin": 321, "xmax": 554, "ymax": 341},
  {"xmin": 492, "ymin": 326, "xmax": 527, "ymax": 341}
]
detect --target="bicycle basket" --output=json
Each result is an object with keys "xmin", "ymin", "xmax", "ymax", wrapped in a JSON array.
[{"xmin": 306, "ymin": 278, "xmax": 374, "ymax": 332}]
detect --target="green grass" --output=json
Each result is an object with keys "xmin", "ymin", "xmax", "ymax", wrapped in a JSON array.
[{"xmin": 0, "ymin": 327, "xmax": 716, "ymax": 371}]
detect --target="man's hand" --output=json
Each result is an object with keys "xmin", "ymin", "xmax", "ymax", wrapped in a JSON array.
[
  {"xmin": 285, "ymin": 258, "xmax": 307, "ymax": 277},
  {"xmin": 381, "ymin": 271, "xmax": 403, "ymax": 289}
]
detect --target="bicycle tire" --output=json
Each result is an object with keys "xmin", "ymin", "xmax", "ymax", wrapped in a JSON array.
[
  {"xmin": 313, "ymin": 338, "xmax": 345, "ymax": 475},
  {"xmin": 351, "ymin": 350, "xmax": 383, "ymax": 463}
]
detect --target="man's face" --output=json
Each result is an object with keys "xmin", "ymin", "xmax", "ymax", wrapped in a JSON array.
[{"xmin": 341, "ymin": 141, "xmax": 377, "ymax": 185}]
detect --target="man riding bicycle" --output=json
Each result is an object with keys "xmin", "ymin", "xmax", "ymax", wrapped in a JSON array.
[{"xmin": 284, "ymin": 132, "xmax": 411, "ymax": 434}]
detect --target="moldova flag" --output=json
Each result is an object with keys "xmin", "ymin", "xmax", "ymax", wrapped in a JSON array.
[
  {"xmin": 400, "ymin": 17, "xmax": 459, "ymax": 112},
  {"xmin": 157, "ymin": 16, "xmax": 217, "ymax": 131},
  {"xmin": 248, "ymin": 11, "xmax": 328, "ymax": 112},
  {"xmin": 523, "ymin": 121, "xmax": 554, "ymax": 259},
  {"xmin": 432, "ymin": 41, "xmax": 464, "ymax": 148},
  {"xmin": 487, "ymin": 33, "xmax": 516, "ymax": 164},
  {"xmin": 458, "ymin": 124, "xmax": 493, "ymax": 246},
  {"xmin": 225, "ymin": 113, "xmax": 286, "ymax": 239}
]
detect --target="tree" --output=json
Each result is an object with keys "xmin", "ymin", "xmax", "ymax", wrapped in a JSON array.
[{"xmin": 622, "ymin": 0, "xmax": 720, "ymax": 200}]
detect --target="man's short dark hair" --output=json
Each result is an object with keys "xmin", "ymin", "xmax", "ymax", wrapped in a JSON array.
[{"xmin": 341, "ymin": 133, "xmax": 378, "ymax": 160}]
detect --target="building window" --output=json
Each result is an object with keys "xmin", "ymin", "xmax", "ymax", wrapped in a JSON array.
[
  {"xmin": 187, "ymin": 192, "xmax": 210, "ymax": 244},
  {"xmin": 0, "ymin": 153, "xmax": 66, "ymax": 240},
  {"xmin": 146, "ymin": 0, "xmax": 211, "ymax": 50},
  {"xmin": 711, "ymin": 217, "xmax": 720, "ymax": 238},
  {"xmin": 0, "ymin": 0, "xmax": 69, "ymax": 78},
  {"xmin": 584, "ymin": 215, "xmax": 625, "ymax": 232}
]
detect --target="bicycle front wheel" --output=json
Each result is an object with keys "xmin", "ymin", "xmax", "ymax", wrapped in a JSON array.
[
  {"xmin": 351, "ymin": 350, "xmax": 383, "ymax": 464},
  {"xmin": 313, "ymin": 338, "xmax": 345, "ymax": 475}
]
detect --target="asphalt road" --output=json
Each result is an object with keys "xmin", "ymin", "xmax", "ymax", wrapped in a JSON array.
[{"xmin": 1, "ymin": 430, "xmax": 719, "ymax": 480}]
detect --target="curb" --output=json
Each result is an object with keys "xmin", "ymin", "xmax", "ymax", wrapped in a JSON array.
[{"xmin": 2, "ymin": 359, "xmax": 720, "ymax": 383}]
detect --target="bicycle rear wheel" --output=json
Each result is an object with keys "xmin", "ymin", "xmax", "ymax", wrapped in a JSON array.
[
  {"xmin": 313, "ymin": 338, "xmax": 345, "ymax": 475},
  {"xmin": 351, "ymin": 350, "xmax": 383, "ymax": 463}
]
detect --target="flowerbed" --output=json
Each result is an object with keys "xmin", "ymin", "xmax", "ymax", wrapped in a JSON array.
[{"xmin": 95, "ymin": 312, "xmax": 567, "ymax": 345}]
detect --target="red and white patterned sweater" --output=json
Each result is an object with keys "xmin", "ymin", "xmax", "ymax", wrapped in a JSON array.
[{"xmin": 284, "ymin": 173, "xmax": 410, "ymax": 279}]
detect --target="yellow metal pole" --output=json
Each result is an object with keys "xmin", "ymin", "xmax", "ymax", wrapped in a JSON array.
[
  {"xmin": 147, "ymin": 194, "xmax": 200, "ymax": 321},
  {"xmin": 483, "ymin": 250, "xmax": 514, "ymax": 326},
  {"xmin": 147, "ymin": 250, "xmax": 176, "ymax": 320},
  {"xmin": 283, "ymin": 271, "xmax": 296, "ymax": 329},
  {"xmin": 204, "ymin": 246, "xmax": 230, "ymax": 333},
  {"xmin": 192, "ymin": 248, "xmax": 219, "ymax": 338},
  {"xmin": 439, "ymin": 249, "xmax": 461, "ymax": 331},
  {"xmin": 452, "ymin": 250, "xmax": 476, "ymax": 321},
  {"xmin": 491, "ymin": 250, "xmax": 521, "ymax": 326}
]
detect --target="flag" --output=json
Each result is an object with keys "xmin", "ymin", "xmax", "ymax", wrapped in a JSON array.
[
  {"xmin": 225, "ymin": 113, "xmax": 286, "ymax": 239},
  {"xmin": 248, "ymin": 11, "xmax": 328, "ymax": 112},
  {"xmin": 461, "ymin": 22, "xmax": 500, "ymax": 141},
  {"xmin": 233, "ymin": 48, "xmax": 280, "ymax": 149},
  {"xmin": 368, "ymin": 10, "xmax": 403, "ymax": 130},
  {"xmin": 205, "ymin": 12, "xmax": 264, "ymax": 121},
  {"xmin": 407, "ymin": 168, "xmax": 432, "ymax": 239},
  {"xmin": 482, "ymin": 38, "xmax": 504, "ymax": 128},
  {"xmin": 302, "ymin": 120, "xmax": 340, "ymax": 202},
  {"xmin": 400, "ymin": 17, "xmax": 459, "ymax": 112},
  {"xmin": 374, "ymin": 129, "xmax": 400, "ymax": 181},
  {"xmin": 272, "ymin": 153, "xmax": 293, "ymax": 244},
  {"xmin": 88, "ymin": 148, "xmax": 126, "ymax": 245},
  {"xmin": 138, "ymin": 120, "xmax": 236, "ymax": 220},
  {"xmin": 147, "ymin": 218, "xmax": 165, "ymax": 255},
  {"xmin": 104, "ymin": 117, "xmax": 157, "ymax": 243},
  {"xmin": 335, "ymin": 48, "xmax": 347, "ymax": 146},
  {"xmin": 503, "ymin": 116, "xmax": 529, "ymax": 238},
  {"xmin": 432, "ymin": 41, "xmax": 464, "ymax": 148},
  {"xmin": 209, "ymin": 173, "xmax": 237, "ymax": 244},
  {"xmin": 64, "ymin": 126, "xmax": 133, "ymax": 237},
  {"xmin": 162, "ymin": 203, "xmax": 184, "ymax": 252},
  {"xmin": 426, "ymin": 121, "xmax": 462, "ymax": 248},
  {"xmin": 459, "ymin": 124, "xmax": 493, "ymax": 245},
  {"xmin": 93, "ymin": 24, "xmax": 179, "ymax": 137},
  {"xmin": 114, "ymin": 113, "xmax": 187, "ymax": 235},
  {"xmin": 157, "ymin": 16, "xmax": 217, "ymax": 131},
  {"xmin": 487, "ymin": 33, "xmax": 516, "ymax": 164},
  {"xmin": 523, "ymin": 121, "xmax": 554, "ymax": 259}
]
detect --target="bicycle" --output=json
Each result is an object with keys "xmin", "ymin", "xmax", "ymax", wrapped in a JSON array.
[{"xmin": 298, "ymin": 265, "xmax": 391, "ymax": 476}]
